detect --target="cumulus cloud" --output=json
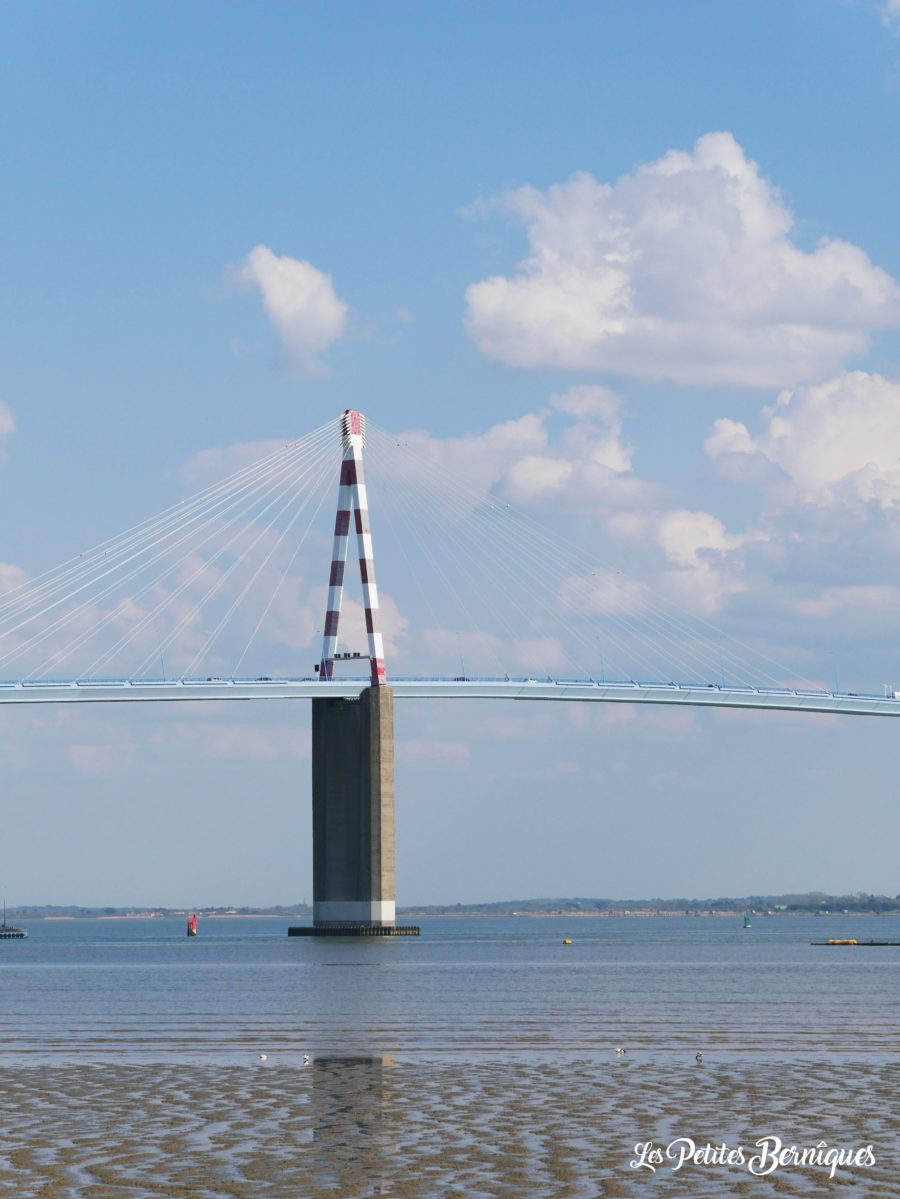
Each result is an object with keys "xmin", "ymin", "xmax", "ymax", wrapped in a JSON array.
[
  {"xmin": 559, "ymin": 569, "xmax": 648, "ymax": 617},
  {"xmin": 707, "ymin": 371, "xmax": 900, "ymax": 508},
  {"xmin": 693, "ymin": 369, "xmax": 900, "ymax": 639},
  {"xmin": 383, "ymin": 412, "xmax": 550, "ymax": 509},
  {"xmin": 704, "ymin": 418, "xmax": 756, "ymax": 458},
  {"xmin": 465, "ymin": 133, "xmax": 900, "ymax": 388},
  {"xmin": 548, "ymin": 384, "xmax": 633, "ymax": 474},
  {"xmin": 582, "ymin": 508, "xmax": 749, "ymax": 616},
  {"xmin": 329, "ymin": 592, "xmax": 409, "ymax": 659},
  {"xmin": 657, "ymin": 509, "xmax": 743, "ymax": 568},
  {"xmin": 656, "ymin": 509, "xmax": 747, "ymax": 614},
  {"xmin": 387, "ymin": 386, "xmax": 644, "ymax": 516},
  {"xmin": 234, "ymin": 245, "xmax": 349, "ymax": 376}
]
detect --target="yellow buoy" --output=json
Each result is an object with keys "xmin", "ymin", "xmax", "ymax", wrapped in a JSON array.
[{"xmin": 563, "ymin": 938, "xmax": 572, "ymax": 945}]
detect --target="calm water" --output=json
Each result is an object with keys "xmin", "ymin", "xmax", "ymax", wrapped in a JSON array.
[{"xmin": 2, "ymin": 914, "xmax": 899, "ymax": 1064}]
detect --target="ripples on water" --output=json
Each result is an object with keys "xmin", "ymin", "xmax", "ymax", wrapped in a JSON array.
[{"xmin": 1, "ymin": 913, "xmax": 898, "ymax": 1062}]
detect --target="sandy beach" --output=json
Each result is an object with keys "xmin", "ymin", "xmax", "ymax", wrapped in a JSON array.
[{"xmin": 3, "ymin": 1056, "xmax": 897, "ymax": 1197}]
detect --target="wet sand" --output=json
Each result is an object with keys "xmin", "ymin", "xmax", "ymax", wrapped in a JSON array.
[{"xmin": 2, "ymin": 1056, "xmax": 897, "ymax": 1197}]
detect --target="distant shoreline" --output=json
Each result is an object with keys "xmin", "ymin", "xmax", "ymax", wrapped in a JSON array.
[
  {"xmin": 20, "ymin": 910, "xmax": 900, "ymax": 920},
  {"xmin": 9, "ymin": 893, "xmax": 900, "ymax": 921}
]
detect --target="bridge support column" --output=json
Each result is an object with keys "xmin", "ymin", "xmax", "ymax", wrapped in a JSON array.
[{"xmin": 289, "ymin": 685, "xmax": 419, "ymax": 937}]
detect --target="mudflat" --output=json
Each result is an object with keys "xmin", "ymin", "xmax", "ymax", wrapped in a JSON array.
[{"xmin": 2, "ymin": 1056, "xmax": 897, "ymax": 1197}]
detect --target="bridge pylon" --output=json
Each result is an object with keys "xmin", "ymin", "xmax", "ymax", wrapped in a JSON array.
[{"xmin": 290, "ymin": 411, "xmax": 418, "ymax": 938}]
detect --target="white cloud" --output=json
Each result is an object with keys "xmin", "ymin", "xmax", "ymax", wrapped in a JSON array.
[
  {"xmin": 790, "ymin": 584, "xmax": 900, "ymax": 622},
  {"xmin": 704, "ymin": 418, "xmax": 756, "ymax": 458},
  {"xmin": 465, "ymin": 133, "xmax": 900, "ymax": 388},
  {"xmin": 660, "ymin": 560, "xmax": 744, "ymax": 617},
  {"xmin": 387, "ymin": 387, "xmax": 641, "ymax": 517},
  {"xmin": 290, "ymin": 586, "xmax": 408, "ymax": 664},
  {"xmin": 559, "ymin": 569, "xmax": 647, "ymax": 617},
  {"xmin": 558, "ymin": 506, "xmax": 749, "ymax": 620},
  {"xmin": 180, "ymin": 439, "xmax": 287, "ymax": 487},
  {"xmin": 708, "ymin": 371, "xmax": 900, "ymax": 508},
  {"xmin": 657, "ymin": 509, "xmax": 743, "ymax": 568},
  {"xmin": 655, "ymin": 509, "xmax": 746, "ymax": 614},
  {"xmin": 882, "ymin": 0, "xmax": 900, "ymax": 34},
  {"xmin": 0, "ymin": 401, "xmax": 15, "ymax": 464},
  {"xmin": 578, "ymin": 510, "xmax": 748, "ymax": 616},
  {"xmin": 330, "ymin": 592, "xmax": 408, "ymax": 659},
  {"xmin": 550, "ymin": 383, "xmax": 617, "ymax": 421},
  {"xmin": 550, "ymin": 385, "xmax": 633, "ymax": 473},
  {"xmin": 0, "ymin": 561, "xmax": 27, "ymax": 596},
  {"xmin": 384, "ymin": 412, "xmax": 550, "ymax": 509},
  {"xmin": 504, "ymin": 453, "xmax": 573, "ymax": 498},
  {"xmin": 695, "ymin": 371, "xmax": 900, "ymax": 632},
  {"xmin": 234, "ymin": 245, "xmax": 348, "ymax": 376}
]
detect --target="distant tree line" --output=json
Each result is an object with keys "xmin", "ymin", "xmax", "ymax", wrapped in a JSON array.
[{"xmin": 8, "ymin": 893, "xmax": 900, "ymax": 918}]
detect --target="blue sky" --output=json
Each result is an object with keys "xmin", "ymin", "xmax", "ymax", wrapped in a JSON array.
[{"xmin": 3, "ymin": 1, "xmax": 900, "ymax": 906}]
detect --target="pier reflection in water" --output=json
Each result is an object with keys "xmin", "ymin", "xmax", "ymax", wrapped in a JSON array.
[{"xmin": 311, "ymin": 1055, "xmax": 395, "ymax": 1195}]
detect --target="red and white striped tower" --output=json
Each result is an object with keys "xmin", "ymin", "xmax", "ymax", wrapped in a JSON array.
[{"xmin": 319, "ymin": 410, "xmax": 387, "ymax": 685}]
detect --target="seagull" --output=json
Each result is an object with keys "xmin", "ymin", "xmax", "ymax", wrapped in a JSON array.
[
  {"xmin": 303, "ymin": 1054, "xmax": 311, "ymax": 1066},
  {"xmin": 695, "ymin": 1052, "xmax": 703, "ymax": 1064},
  {"xmin": 615, "ymin": 1047, "xmax": 626, "ymax": 1056},
  {"xmin": 259, "ymin": 1053, "xmax": 268, "ymax": 1063}
]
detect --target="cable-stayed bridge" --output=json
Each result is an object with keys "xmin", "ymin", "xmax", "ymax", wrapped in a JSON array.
[
  {"xmin": 1, "ymin": 409, "xmax": 896, "ymax": 717},
  {"xmin": 2, "ymin": 410, "xmax": 896, "ymax": 932}
]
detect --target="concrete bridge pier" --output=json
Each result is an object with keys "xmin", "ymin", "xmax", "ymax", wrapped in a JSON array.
[{"xmin": 289, "ymin": 686, "xmax": 419, "ymax": 937}]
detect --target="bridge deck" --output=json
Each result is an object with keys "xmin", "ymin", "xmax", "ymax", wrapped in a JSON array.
[{"xmin": 0, "ymin": 677, "xmax": 897, "ymax": 717}]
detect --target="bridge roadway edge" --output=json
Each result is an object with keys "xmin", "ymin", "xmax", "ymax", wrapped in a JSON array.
[{"xmin": 1, "ymin": 678, "xmax": 900, "ymax": 719}]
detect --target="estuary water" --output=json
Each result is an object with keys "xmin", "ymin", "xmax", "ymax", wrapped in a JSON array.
[
  {"xmin": 2, "ymin": 915, "xmax": 899, "ymax": 1197},
  {"xmin": 2, "ymin": 913, "xmax": 899, "ymax": 1063}
]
